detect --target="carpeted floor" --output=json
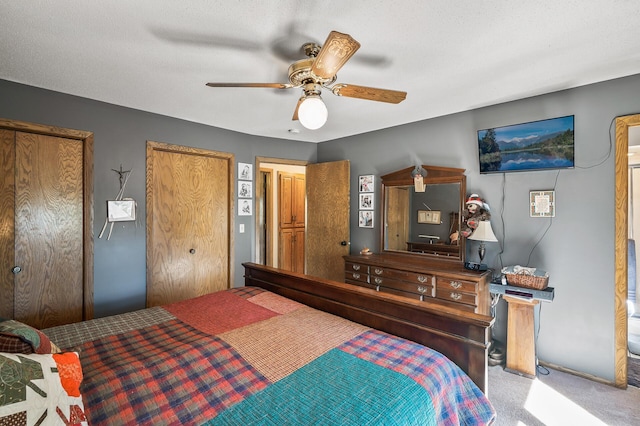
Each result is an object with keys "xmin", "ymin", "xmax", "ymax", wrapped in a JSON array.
[
  {"xmin": 629, "ymin": 355, "xmax": 640, "ymax": 388},
  {"xmin": 489, "ymin": 364, "xmax": 640, "ymax": 425}
]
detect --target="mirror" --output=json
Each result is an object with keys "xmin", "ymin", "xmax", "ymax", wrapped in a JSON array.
[{"xmin": 380, "ymin": 165, "xmax": 466, "ymax": 262}]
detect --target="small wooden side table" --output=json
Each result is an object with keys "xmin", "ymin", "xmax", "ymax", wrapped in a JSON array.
[{"xmin": 504, "ymin": 295, "xmax": 540, "ymax": 378}]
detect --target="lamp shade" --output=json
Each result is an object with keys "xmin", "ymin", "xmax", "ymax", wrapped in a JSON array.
[
  {"xmin": 468, "ymin": 220, "xmax": 498, "ymax": 242},
  {"xmin": 298, "ymin": 95, "xmax": 328, "ymax": 130}
]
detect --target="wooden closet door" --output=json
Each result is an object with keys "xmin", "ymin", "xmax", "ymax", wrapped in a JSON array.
[
  {"xmin": 14, "ymin": 132, "xmax": 84, "ymax": 328},
  {"xmin": 0, "ymin": 120, "xmax": 93, "ymax": 329},
  {"xmin": 146, "ymin": 142, "xmax": 233, "ymax": 307}
]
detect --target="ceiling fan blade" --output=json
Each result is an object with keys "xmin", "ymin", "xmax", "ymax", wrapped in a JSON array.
[
  {"xmin": 331, "ymin": 84, "xmax": 407, "ymax": 104},
  {"xmin": 292, "ymin": 97, "xmax": 303, "ymax": 121},
  {"xmin": 311, "ymin": 31, "xmax": 361, "ymax": 80},
  {"xmin": 206, "ymin": 83, "xmax": 294, "ymax": 89}
]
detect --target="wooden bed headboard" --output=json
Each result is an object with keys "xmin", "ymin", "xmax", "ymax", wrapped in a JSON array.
[{"xmin": 243, "ymin": 262, "xmax": 494, "ymax": 394}]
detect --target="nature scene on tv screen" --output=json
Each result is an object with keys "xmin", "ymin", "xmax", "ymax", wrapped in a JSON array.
[{"xmin": 477, "ymin": 115, "xmax": 574, "ymax": 173}]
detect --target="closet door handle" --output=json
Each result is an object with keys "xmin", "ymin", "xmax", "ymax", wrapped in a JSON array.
[{"xmin": 12, "ymin": 266, "xmax": 22, "ymax": 274}]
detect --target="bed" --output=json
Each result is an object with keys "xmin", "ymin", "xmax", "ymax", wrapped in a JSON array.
[{"xmin": 1, "ymin": 263, "xmax": 495, "ymax": 425}]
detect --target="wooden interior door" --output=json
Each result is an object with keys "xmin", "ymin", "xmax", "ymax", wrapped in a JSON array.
[
  {"xmin": 386, "ymin": 186, "xmax": 410, "ymax": 250},
  {"xmin": 146, "ymin": 142, "xmax": 233, "ymax": 307},
  {"xmin": 0, "ymin": 119, "xmax": 94, "ymax": 329},
  {"xmin": 278, "ymin": 172, "xmax": 305, "ymax": 272},
  {"xmin": 306, "ymin": 160, "xmax": 350, "ymax": 281}
]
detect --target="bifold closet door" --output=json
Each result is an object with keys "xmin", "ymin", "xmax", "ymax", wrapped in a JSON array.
[{"xmin": 146, "ymin": 142, "xmax": 233, "ymax": 308}]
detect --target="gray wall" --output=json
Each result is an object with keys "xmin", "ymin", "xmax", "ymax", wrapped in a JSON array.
[
  {"xmin": 0, "ymin": 79, "xmax": 317, "ymax": 318},
  {"xmin": 3, "ymin": 72, "xmax": 640, "ymax": 383},
  {"xmin": 319, "ymin": 73, "xmax": 640, "ymax": 383}
]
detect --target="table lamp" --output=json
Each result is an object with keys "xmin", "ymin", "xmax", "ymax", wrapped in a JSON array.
[{"xmin": 468, "ymin": 220, "xmax": 498, "ymax": 268}]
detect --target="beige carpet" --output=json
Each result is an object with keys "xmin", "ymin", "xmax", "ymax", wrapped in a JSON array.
[
  {"xmin": 629, "ymin": 355, "xmax": 640, "ymax": 388},
  {"xmin": 488, "ymin": 364, "xmax": 640, "ymax": 425}
]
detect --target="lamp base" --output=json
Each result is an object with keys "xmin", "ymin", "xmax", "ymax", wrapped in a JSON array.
[{"xmin": 464, "ymin": 261, "xmax": 488, "ymax": 271}]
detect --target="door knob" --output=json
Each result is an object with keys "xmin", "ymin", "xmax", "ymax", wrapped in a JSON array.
[
  {"xmin": 340, "ymin": 241, "xmax": 348, "ymax": 246},
  {"xmin": 189, "ymin": 249, "xmax": 196, "ymax": 254},
  {"xmin": 11, "ymin": 266, "xmax": 22, "ymax": 274}
]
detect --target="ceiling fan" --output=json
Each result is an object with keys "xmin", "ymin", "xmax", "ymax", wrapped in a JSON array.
[{"xmin": 206, "ymin": 31, "xmax": 407, "ymax": 130}]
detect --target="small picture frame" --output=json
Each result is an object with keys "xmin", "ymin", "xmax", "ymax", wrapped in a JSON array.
[
  {"xmin": 107, "ymin": 199, "xmax": 136, "ymax": 222},
  {"xmin": 359, "ymin": 193, "xmax": 374, "ymax": 210},
  {"xmin": 238, "ymin": 163, "xmax": 253, "ymax": 181},
  {"xmin": 417, "ymin": 210, "xmax": 441, "ymax": 224},
  {"xmin": 238, "ymin": 181, "xmax": 252, "ymax": 198},
  {"xmin": 530, "ymin": 190, "xmax": 555, "ymax": 217},
  {"xmin": 359, "ymin": 175, "xmax": 374, "ymax": 192},
  {"xmin": 238, "ymin": 199, "xmax": 252, "ymax": 216},
  {"xmin": 358, "ymin": 210, "xmax": 374, "ymax": 228}
]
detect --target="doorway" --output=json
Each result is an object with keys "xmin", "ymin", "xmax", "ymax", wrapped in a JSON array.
[
  {"xmin": 254, "ymin": 157, "xmax": 351, "ymax": 281},
  {"xmin": 625, "ymin": 123, "xmax": 640, "ymax": 387},
  {"xmin": 615, "ymin": 114, "xmax": 640, "ymax": 388}
]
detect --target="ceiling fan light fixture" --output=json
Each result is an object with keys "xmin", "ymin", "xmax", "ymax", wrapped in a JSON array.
[{"xmin": 298, "ymin": 95, "xmax": 328, "ymax": 130}]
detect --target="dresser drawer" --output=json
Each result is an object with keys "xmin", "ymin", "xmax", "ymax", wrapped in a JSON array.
[
  {"xmin": 370, "ymin": 266, "xmax": 432, "ymax": 285},
  {"xmin": 345, "ymin": 280, "xmax": 377, "ymax": 291},
  {"xmin": 435, "ymin": 277, "xmax": 477, "ymax": 294},
  {"xmin": 435, "ymin": 287, "xmax": 477, "ymax": 306},
  {"xmin": 345, "ymin": 270, "xmax": 369, "ymax": 283},
  {"xmin": 346, "ymin": 262, "xmax": 369, "ymax": 274},
  {"xmin": 371, "ymin": 275, "xmax": 433, "ymax": 298},
  {"xmin": 380, "ymin": 286, "xmax": 427, "ymax": 301}
]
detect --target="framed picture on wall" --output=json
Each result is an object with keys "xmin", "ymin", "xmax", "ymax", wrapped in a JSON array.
[
  {"xmin": 107, "ymin": 199, "xmax": 136, "ymax": 222},
  {"xmin": 359, "ymin": 193, "xmax": 374, "ymax": 210},
  {"xmin": 238, "ymin": 163, "xmax": 253, "ymax": 181},
  {"xmin": 358, "ymin": 210, "xmax": 374, "ymax": 228},
  {"xmin": 359, "ymin": 175, "xmax": 374, "ymax": 192},
  {"xmin": 238, "ymin": 181, "xmax": 252, "ymax": 198},
  {"xmin": 417, "ymin": 209, "xmax": 441, "ymax": 224},
  {"xmin": 238, "ymin": 199, "xmax": 252, "ymax": 216}
]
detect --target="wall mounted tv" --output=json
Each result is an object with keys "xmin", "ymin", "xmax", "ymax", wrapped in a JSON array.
[{"xmin": 477, "ymin": 115, "xmax": 574, "ymax": 174}]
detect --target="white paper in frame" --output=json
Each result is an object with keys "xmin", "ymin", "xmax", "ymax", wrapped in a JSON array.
[{"xmin": 107, "ymin": 199, "xmax": 136, "ymax": 222}]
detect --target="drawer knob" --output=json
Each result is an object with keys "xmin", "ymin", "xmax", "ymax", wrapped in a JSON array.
[
  {"xmin": 450, "ymin": 292, "xmax": 462, "ymax": 300},
  {"xmin": 352, "ymin": 264, "xmax": 360, "ymax": 271},
  {"xmin": 417, "ymin": 275, "xmax": 428, "ymax": 283},
  {"xmin": 374, "ymin": 268, "xmax": 383, "ymax": 275},
  {"xmin": 352, "ymin": 273, "xmax": 360, "ymax": 280},
  {"xmin": 417, "ymin": 286, "xmax": 427, "ymax": 294},
  {"xmin": 374, "ymin": 277, "xmax": 383, "ymax": 284},
  {"xmin": 449, "ymin": 281, "xmax": 462, "ymax": 289}
]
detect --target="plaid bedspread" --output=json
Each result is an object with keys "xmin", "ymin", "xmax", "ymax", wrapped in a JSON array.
[{"xmin": 44, "ymin": 287, "xmax": 495, "ymax": 425}]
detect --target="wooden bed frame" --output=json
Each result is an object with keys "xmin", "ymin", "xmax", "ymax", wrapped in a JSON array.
[{"xmin": 243, "ymin": 262, "xmax": 494, "ymax": 394}]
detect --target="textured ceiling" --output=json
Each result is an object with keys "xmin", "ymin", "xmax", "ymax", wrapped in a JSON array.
[{"xmin": 1, "ymin": 1, "xmax": 640, "ymax": 143}]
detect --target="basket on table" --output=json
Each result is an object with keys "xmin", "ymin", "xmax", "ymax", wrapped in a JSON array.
[{"xmin": 501, "ymin": 265, "xmax": 549, "ymax": 290}]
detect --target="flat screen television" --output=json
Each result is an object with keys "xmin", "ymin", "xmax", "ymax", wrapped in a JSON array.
[{"xmin": 477, "ymin": 115, "xmax": 574, "ymax": 174}]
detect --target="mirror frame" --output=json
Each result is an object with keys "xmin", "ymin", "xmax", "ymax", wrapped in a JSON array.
[{"xmin": 380, "ymin": 165, "xmax": 466, "ymax": 263}]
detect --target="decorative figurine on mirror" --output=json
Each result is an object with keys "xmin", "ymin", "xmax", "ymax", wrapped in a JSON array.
[{"xmin": 460, "ymin": 193, "xmax": 491, "ymax": 238}]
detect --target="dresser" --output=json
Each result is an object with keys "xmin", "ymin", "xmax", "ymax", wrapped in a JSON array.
[{"xmin": 344, "ymin": 253, "xmax": 491, "ymax": 315}]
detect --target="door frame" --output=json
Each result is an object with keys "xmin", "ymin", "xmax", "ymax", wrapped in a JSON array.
[
  {"xmin": 615, "ymin": 114, "xmax": 640, "ymax": 387},
  {"xmin": 254, "ymin": 157, "xmax": 308, "ymax": 265},
  {"xmin": 0, "ymin": 118, "xmax": 94, "ymax": 320}
]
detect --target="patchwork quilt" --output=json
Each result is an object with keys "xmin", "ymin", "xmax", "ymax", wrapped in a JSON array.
[{"xmin": 41, "ymin": 287, "xmax": 496, "ymax": 425}]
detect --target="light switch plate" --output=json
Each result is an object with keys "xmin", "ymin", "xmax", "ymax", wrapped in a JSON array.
[{"xmin": 239, "ymin": 224, "xmax": 245, "ymax": 233}]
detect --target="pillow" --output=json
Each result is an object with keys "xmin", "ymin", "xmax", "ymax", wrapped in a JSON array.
[
  {"xmin": 0, "ymin": 319, "xmax": 60, "ymax": 354},
  {"xmin": 0, "ymin": 351, "xmax": 87, "ymax": 425}
]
